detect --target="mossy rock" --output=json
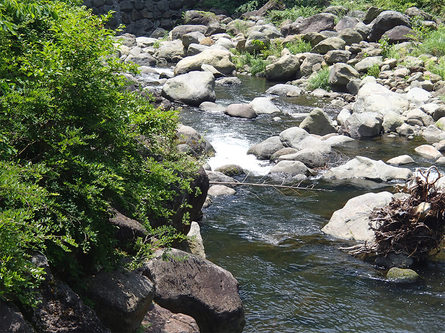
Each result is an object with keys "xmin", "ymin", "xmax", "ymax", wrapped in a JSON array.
[
  {"xmin": 386, "ymin": 267, "xmax": 420, "ymax": 283},
  {"xmin": 215, "ymin": 164, "xmax": 245, "ymax": 176}
]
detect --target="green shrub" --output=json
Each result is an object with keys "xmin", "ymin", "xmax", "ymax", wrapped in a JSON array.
[
  {"xmin": 366, "ymin": 64, "xmax": 381, "ymax": 78},
  {"xmin": 267, "ymin": 6, "xmax": 320, "ymax": 25},
  {"xmin": 0, "ymin": 0, "xmax": 196, "ymax": 304},
  {"xmin": 307, "ymin": 67, "xmax": 330, "ymax": 91},
  {"xmin": 286, "ymin": 39, "xmax": 312, "ymax": 54},
  {"xmin": 427, "ymin": 56, "xmax": 445, "ymax": 79},
  {"xmin": 417, "ymin": 25, "xmax": 445, "ymax": 57}
]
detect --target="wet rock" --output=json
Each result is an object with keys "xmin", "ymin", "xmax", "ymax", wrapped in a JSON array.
[
  {"xmin": 414, "ymin": 144, "xmax": 442, "ymax": 160},
  {"xmin": 199, "ymin": 101, "xmax": 226, "ymax": 113},
  {"xmin": 278, "ymin": 146, "xmax": 331, "ymax": 168},
  {"xmin": 386, "ymin": 267, "xmax": 419, "ymax": 283},
  {"xmin": 266, "ymin": 84, "xmax": 302, "ymax": 96},
  {"xmin": 323, "ymin": 156, "xmax": 412, "ymax": 183},
  {"xmin": 270, "ymin": 147, "xmax": 299, "ymax": 160},
  {"xmin": 142, "ymin": 249, "xmax": 245, "ymax": 333},
  {"xmin": 208, "ymin": 185, "xmax": 236, "ymax": 197},
  {"xmin": 265, "ymin": 54, "xmax": 300, "ymax": 81},
  {"xmin": 177, "ymin": 124, "xmax": 215, "ymax": 157},
  {"xmin": 328, "ymin": 63, "xmax": 360, "ymax": 91},
  {"xmin": 225, "ymin": 103, "xmax": 257, "ymax": 119},
  {"xmin": 387, "ymin": 155, "xmax": 415, "ymax": 166},
  {"xmin": 87, "ymin": 271, "xmax": 154, "ymax": 333},
  {"xmin": 281, "ymin": 13, "xmax": 336, "ymax": 36},
  {"xmin": 299, "ymin": 108, "xmax": 336, "ymax": 135},
  {"xmin": 249, "ymin": 97, "xmax": 280, "ymax": 114},
  {"xmin": 174, "ymin": 49, "xmax": 235, "ymax": 76},
  {"xmin": 215, "ymin": 164, "xmax": 244, "ymax": 176},
  {"xmin": 162, "ymin": 71, "xmax": 215, "ymax": 106},
  {"xmin": 322, "ymin": 191, "xmax": 394, "ymax": 242},
  {"xmin": 375, "ymin": 253, "xmax": 414, "ymax": 269},
  {"xmin": 248, "ymin": 136, "xmax": 284, "ymax": 160},
  {"xmin": 368, "ymin": 11, "xmax": 411, "ymax": 42},
  {"xmin": 312, "ymin": 37, "xmax": 346, "ymax": 54},
  {"xmin": 206, "ymin": 171, "xmax": 236, "ymax": 184},
  {"xmin": 142, "ymin": 303, "xmax": 200, "ymax": 333},
  {"xmin": 0, "ymin": 300, "xmax": 34, "ymax": 333}
]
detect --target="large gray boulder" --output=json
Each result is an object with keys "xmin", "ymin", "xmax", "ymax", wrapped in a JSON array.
[
  {"xmin": 174, "ymin": 49, "xmax": 235, "ymax": 76},
  {"xmin": 0, "ymin": 300, "xmax": 34, "ymax": 333},
  {"xmin": 248, "ymin": 136, "xmax": 284, "ymax": 160},
  {"xmin": 162, "ymin": 71, "xmax": 215, "ymax": 106},
  {"xmin": 155, "ymin": 40, "xmax": 185, "ymax": 62},
  {"xmin": 177, "ymin": 124, "xmax": 215, "ymax": 157},
  {"xmin": 278, "ymin": 146, "xmax": 332, "ymax": 168},
  {"xmin": 354, "ymin": 56, "xmax": 383, "ymax": 73},
  {"xmin": 171, "ymin": 25, "xmax": 208, "ymax": 40},
  {"xmin": 322, "ymin": 192, "xmax": 394, "ymax": 242},
  {"xmin": 182, "ymin": 31, "xmax": 206, "ymax": 49},
  {"xmin": 281, "ymin": 13, "xmax": 336, "ymax": 36},
  {"xmin": 299, "ymin": 108, "xmax": 336, "ymax": 135},
  {"xmin": 225, "ymin": 103, "xmax": 257, "ymax": 119},
  {"xmin": 300, "ymin": 53, "xmax": 324, "ymax": 77},
  {"xmin": 265, "ymin": 54, "xmax": 300, "ymax": 81},
  {"xmin": 339, "ymin": 28, "xmax": 363, "ymax": 45},
  {"xmin": 328, "ymin": 63, "xmax": 360, "ymax": 91},
  {"xmin": 249, "ymin": 97, "xmax": 280, "ymax": 114},
  {"xmin": 382, "ymin": 25, "xmax": 415, "ymax": 43},
  {"xmin": 343, "ymin": 112, "xmax": 383, "ymax": 138},
  {"xmin": 269, "ymin": 160, "xmax": 311, "ymax": 176},
  {"xmin": 142, "ymin": 249, "xmax": 245, "ymax": 333},
  {"xmin": 87, "ymin": 271, "xmax": 154, "ymax": 333},
  {"xmin": 368, "ymin": 11, "xmax": 411, "ymax": 42},
  {"xmin": 324, "ymin": 50, "xmax": 351, "ymax": 65},
  {"xmin": 323, "ymin": 156, "xmax": 412, "ymax": 183},
  {"xmin": 335, "ymin": 16, "xmax": 359, "ymax": 31},
  {"xmin": 353, "ymin": 81, "xmax": 409, "ymax": 116},
  {"xmin": 142, "ymin": 304, "xmax": 200, "ymax": 333},
  {"xmin": 312, "ymin": 37, "xmax": 346, "ymax": 54}
]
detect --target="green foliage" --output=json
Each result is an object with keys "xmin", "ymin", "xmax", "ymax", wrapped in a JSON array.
[
  {"xmin": 0, "ymin": 0, "xmax": 197, "ymax": 304},
  {"xmin": 307, "ymin": 67, "xmax": 330, "ymax": 91},
  {"xmin": 267, "ymin": 6, "xmax": 320, "ymax": 25},
  {"xmin": 426, "ymin": 56, "xmax": 445, "ymax": 79},
  {"xmin": 286, "ymin": 39, "xmax": 312, "ymax": 54},
  {"xmin": 232, "ymin": 49, "xmax": 269, "ymax": 75},
  {"xmin": 417, "ymin": 25, "xmax": 445, "ymax": 57},
  {"xmin": 366, "ymin": 64, "xmax": 381, "ymax": 78}
]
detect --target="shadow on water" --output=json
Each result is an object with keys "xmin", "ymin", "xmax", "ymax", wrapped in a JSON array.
[{"xmin": 180, "ymin": 75, "xmax": 445, "ymax": 333}]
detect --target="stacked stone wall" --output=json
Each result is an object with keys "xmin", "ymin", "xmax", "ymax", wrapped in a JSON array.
[{"xmin": 84, "ymin": 0, "xmax": 198, "ymax": 36}]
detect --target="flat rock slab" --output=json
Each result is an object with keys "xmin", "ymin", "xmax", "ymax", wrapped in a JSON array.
[
  {"xmin": 322, "ymin": 191, "xmax": 393, "ymax": 242},
  {"xmin": 142, "ymin": 249, "xmax": 245, "ymax": 333}
]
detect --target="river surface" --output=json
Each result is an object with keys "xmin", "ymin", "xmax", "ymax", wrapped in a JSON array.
[{"xmin": 176, "ymin": 75, "xmax": 445, "ymax": 332}]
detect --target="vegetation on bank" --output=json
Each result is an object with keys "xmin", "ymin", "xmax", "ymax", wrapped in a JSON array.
[{"xmin": 0, "ymin": 0, "xmax": 196, "ymax": 305}]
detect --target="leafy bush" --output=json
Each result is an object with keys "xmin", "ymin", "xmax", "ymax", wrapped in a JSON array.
[
  {"xmin": 307, "ymin": 67, "xmax": 330, "ymax": 91},
  {"xmin": 366, "ymin": 64, "xmax": 381, "ymax": 78},
  {"xmin": 232, "ymin": 50, "xmax": 269, "ymax": 75},
  {"xmin": 427, "ymin": 56, "xmax": 445, "ymax": 79},
  {"xmin": 0, "ymin": 0, "xmax": 196, "ymax": 303},
  {"xmin": 417, "ymin": 25, "xmax": 445, "ymax": 57},
  {"xmin": 267, "ymin": 6, "xmax": 320, "ymax": 25}
]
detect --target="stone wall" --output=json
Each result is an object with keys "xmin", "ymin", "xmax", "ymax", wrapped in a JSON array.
[{"xmin": 83, "ymin": 0, "xmax": 198, "ymax": 36}]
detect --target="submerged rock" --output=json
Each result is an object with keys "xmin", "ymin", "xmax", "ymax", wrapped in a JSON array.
[{"xmin": 386, "ymin": 267, "xmax": 420, "ymax": 283}]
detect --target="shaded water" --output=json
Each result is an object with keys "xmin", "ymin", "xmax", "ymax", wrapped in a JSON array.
[{"xmin": 178, "ymin": 76, "xmax": 445, "ymax": 332}]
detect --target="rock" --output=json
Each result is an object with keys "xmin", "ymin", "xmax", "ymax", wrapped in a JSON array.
[
  {"xmin": 433, "ymin": 139, "xmax": 445, "ymax": 152},
  {"xmin": 339, "ymin": 28, "xmax": 363, "ymax": 45},
  {"xmin": 30, "ymin": 255, "xmax": 109, "ymax": 333},
  {"xmin": 225, "ymin": 103, "xmax": 257, "ymax": 119},
  {"xmin": 249, "ymin": 97, "xmax": 280, "ymax": 114},
  {"xmin": 109, "ymin": 209, "xmax": 147, "ymax": 250},
  {"xmin": 206, "ymin": 171, "xmax": 236, "ymax": 184},
  {"xmin": 322, "ymin": 192, "xmax": 393, "ymax": 242},
  {"xmin": 405, "ymin": 87, "xmax": 431, "ymax": 107},
  {"xmin": 346, "ymin": 79, "xmax": 361, "ymax": 95},
  {"xmin": 414, "ymin": 144, "xmax": 442, "ymax": 160},
  {"xmin": 328, "ymin": 63, "xmax": 360, "ymax": 91},
  {"xmin": 125, "ymin": 53, "xmax": 156, "ymax": 67},
  {"xmin": 270, "ymin": 147, "xmax": 299, "ymax": 160},
  {"xmin": 162, "ymin": 71, "xmax": 215, "ymax": 106},
  {"xmin": 142, "ymin": 249, "xmax": 245, "ymax": 333},
  {"xmin": 278, "ymin": 146, "xmax": 331, "ymax": 168},
  {"xmin": 182, "ymin": 31, "xmax": 206, "ymax": 49},
  {"xmin": 323, "ymin": 156, "xmax": 412, "ymax": 183},
  {"xmin": 300, "ymin": 53, "xmax": 324, "ymax": 76},
  {"xmin": 174, "ymin": 49, "xmax": 235, "ymax": 76},
  {"xmin": 322, "ymin": 134, "xmax": 355, "ymax": 147},
  {"xmin": 281, "ymin": 13, "xmax": 336, "ymax": 36},
  {"xmin": 405, "ymin": 109, "xmax": 434, "ymax": 127},
  {"xmin": 383, "ymin": 111, "xmax": 406, "ymax": 132},
  {"xmin": 183, "ymin": 10, "xmax": 217, "ymax": 26},
  {"xmin": 386, "ymin": 267, "xmax": 420, "ymax": 283},
  {"xmin": 279, "ymin": 127, "xmax": 310, "ymax": 148},
  {"xmin": 208, "ymin": 185, "xmax": 236, "ymax": 197},
  {"xmin": 335, "ymin": 16, "xmax": 359, "ymax": 32},
  {"xmin": 382, "ymin": 25, "xmax": 415, "ymax": 43},
  {"xmin": 375, "ymin": 253, "xmax": 414, "ymax": 269},
  {"xmin": 436, "ymin": 156, "xmax": 445, "ymax": 165},
  {"xmin": 215, "ymin": 164, "xmax": 244, "ymax": 176},
  {"xmin": 171, "ymin": 25, "xmax": 208, "ymax": 40},
  {"xmin": 299, "ymin": 108, "xmax": 336, "ymax": 135},
  {"xmin": 177, "ymin": 124, "xmax": 215, "ymax": 157},
  {"xmin": 155, "ymin": 40, "xmax": 185, "ymax": 62},
  {"xmin": 324, "ymin": 50, "xmax": 351, "ymax": 65},
  {"xmin": 363, "ymin": 7, "xmax": 383, "ymax": 24},
  {"xmin": 312, "ymin": 37, "xmax": 346, "ymax": 54},
  {"xmin": 199, "ymin": 101, "xmax": 226, "ymax": 113},
  {"xmin": 368, "ymin": 11, "xmax": 411, "ymax": 42},
  {"xmin": 187, "ymin": 43, "xmax": 209, "ymax": 56},
  {"xmin": 86, "ymin": 271, "xmax": 154, "ymax": 333},
  {"xmin": 186, "ymin": 221, "xmax": 206, "ymax": 259},
  {"xmin": 0, "ymin": 300, "xmax": 34, "ymax": 333},
  {"xmin": 354, "ymin": 56, "xmax": 383, "ymax": 73},
  {"xmin": 265, "ymin": 54, "xmax": 300, "ymax": 81},
  {"xmin": 422, "ymin": 125, "xmax": 445, "ymax": 143},
  {"xmin": 266, "ymin": 84, "xmax": 302, "ymax": 96},
  {"xmin": 269, "ymin": 160, "xmax": 311, "ymax": 177},
  {"xmin": 353, "ymin": 81, "xmax": 409, "ymax": 116},
  {"xmin": 387, "ymin": 155, "xmax": 415, "ymax": 166},
  {"xmin": 216, "ymin": 76, "xmax": 242, "ymax": 86},
  {"xmin": 142, "ymin": 303, "xmax": 200, "ymax": 333},
  {"xmin": 247, "ymin": 136, "xmax": 284, "ymax": 160}
]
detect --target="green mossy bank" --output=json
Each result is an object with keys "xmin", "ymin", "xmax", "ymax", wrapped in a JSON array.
[{"xmin": 0, "ymin": 0, "xmax": 199, "ymax": 305}]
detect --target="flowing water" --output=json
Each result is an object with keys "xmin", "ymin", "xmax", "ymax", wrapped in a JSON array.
[{"xmin": 157, "ymin": 73, "xmax": 445, "ymax": 332}]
